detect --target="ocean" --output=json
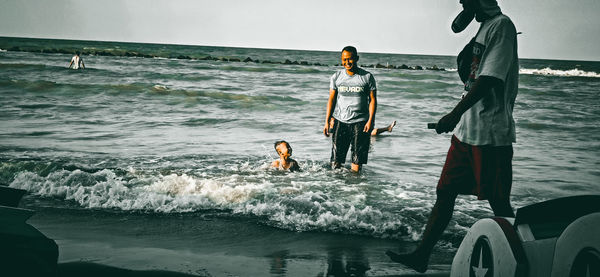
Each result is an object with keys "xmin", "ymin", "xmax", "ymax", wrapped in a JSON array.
[{"xmin": 1, "ymin": 36, "xmax": 599, "ymax": 274}]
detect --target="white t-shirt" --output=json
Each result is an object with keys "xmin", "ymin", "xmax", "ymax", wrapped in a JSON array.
[
  {"xmin": 330, "ymin": 68, "xmax": 377, "ymax": 124},
  {"xmin": 454, "ymin": 14, "xmax": 519, "ymax": 146},
  {"xmin": 70, "ymin": 55, "xmax": 81, "ymax": 69}
]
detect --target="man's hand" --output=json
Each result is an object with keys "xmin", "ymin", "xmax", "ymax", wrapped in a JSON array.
[
  {"xmin": 363, "ymin": 120, "xmax": 372, "ymax": 133},
  {"xmin": 435, "ymin": 112, "xmax": 461, "ymax": 134},
  {"xmin": 323, "ymin": 122, "xmax": 331, "ymax": 137}
]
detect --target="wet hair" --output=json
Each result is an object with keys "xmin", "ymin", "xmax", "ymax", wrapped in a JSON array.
[
  {"xmin": 274, "ymin": 140, "xmax": 292, "ymax": 156},
  {"xmin": 341, "ymin": 46, "xmax": 358, "ymax": 57}
]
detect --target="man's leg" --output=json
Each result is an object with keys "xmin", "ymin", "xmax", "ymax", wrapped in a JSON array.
[
  {"xmin": 387, "ymin": 135, "xmax": 469, "ymax": 273},
  {"xmin": 489, "ymin": 197, "xmax": 515, "ymax": 217},
  {"xmin": 331, "ymin": 119, "xmax": 350, "ymax": 169},
  {"xmin": 371, "ymin": 121, "xmax": 396, "ymax": 136},
  {"xmin": 386, "ymin": 192, "xmax": 457, "ymax": 273},
  {"xmin": 482, "ymin": 145, "xmax": 515, "ymax": 217},
  {"xmin": 351, "ymin": 122, "xmax": 369, "ymax": 172}
]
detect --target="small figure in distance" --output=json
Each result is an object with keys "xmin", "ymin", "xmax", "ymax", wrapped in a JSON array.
[
  {"xmin": 68, "ymin": 52, "xmax": 85, "ymax": 69},
  {"xmin": 271, "ymin": 140, "xmax": 300, "ymax": 172}
]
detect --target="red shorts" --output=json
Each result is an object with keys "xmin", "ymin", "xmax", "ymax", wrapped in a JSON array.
[{"xmin": 437, "ymin": 135, "xmax": 513, "ymax": 200}]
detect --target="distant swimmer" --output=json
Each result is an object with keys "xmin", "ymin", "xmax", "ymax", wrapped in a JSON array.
[
  {"xmin": 271, "ymin": 140, "xmax": 300, "ymax": 172},
  {"xmin": 68, "ymin": 52, "xmax": 85, "ymax": 69},
  {"xmin": 371, "ymin": 120, "xmax": 396, "ymax": 136}
]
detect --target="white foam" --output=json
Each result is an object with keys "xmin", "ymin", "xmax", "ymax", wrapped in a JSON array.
[
  {"xmin": 446, "ymin": 67, "xmax": 599, "ymax": 77},
  {"xmin": 520, "ymin": 67, "xmax": 600, "ymax": 78},
  {"xmin": 0, "ymin": 49, "xmax": 7, "ymax": 52},
  {"xmin": 152, "ymin": 84, "xmax": 169, "ymax": 91},
  {"xmin": 8, "ymin": 167, "xmax": 423, "ymax": 239}
]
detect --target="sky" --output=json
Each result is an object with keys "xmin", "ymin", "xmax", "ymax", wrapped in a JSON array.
[{"xmin": 1, "ymin": 0, "xmax": 599, "ymax": 61}]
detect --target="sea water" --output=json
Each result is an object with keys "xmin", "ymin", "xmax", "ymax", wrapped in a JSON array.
[{"xmin": 1, "ymin": 37, "xmax": 599, "ymax": 254}]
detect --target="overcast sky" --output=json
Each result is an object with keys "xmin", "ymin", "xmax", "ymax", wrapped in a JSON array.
[{"xmin": 1, "ymin": 0, "xmax": 599, "ymax": 61}]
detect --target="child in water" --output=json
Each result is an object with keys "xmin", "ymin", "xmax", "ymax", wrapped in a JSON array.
[{"xmin": 271, "ymin": 140, "xmax": 300, "ymax": 172}]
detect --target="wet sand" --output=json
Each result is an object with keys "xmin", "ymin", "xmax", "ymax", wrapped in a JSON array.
[{"xmin": 25, "ymin": 208, "xmax": 452, "ymax": 277}]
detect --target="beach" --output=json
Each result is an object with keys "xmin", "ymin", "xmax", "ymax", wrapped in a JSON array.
[
  {"xmin": 27, "ymin": 205, "xmax": 452, "ymax": 276},
  {"xmin": 1, "ymin": 36, "xmax": 599, "ymax": 276}
]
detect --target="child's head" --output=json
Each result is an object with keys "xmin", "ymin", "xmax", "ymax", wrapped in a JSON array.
[
  {"xmin": 341, "ymin": 46, "xmax": 359, "ymax": 72},
  {"xmin": 274, "ymin": 140, "xmax": 292, "ymax": 160}
]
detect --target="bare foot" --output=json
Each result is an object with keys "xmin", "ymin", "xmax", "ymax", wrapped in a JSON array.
[
  {"xmin": 385, "ymin": 250, "xmax": 428, "ymax": 273},
  {"xmin": 387, "ymin": 120, "xmax": 397, "ymax": 132}
]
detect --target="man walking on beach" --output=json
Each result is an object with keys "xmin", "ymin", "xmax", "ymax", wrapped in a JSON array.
[
  {"xmin": 387, "ymin": 0, "xmax": 519, "ymax": 273},
  {"xmin": 323, "ymin": 46, "xmax": 377, "ymax": 173}
]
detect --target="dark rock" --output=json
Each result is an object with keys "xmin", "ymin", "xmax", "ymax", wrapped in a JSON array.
[
  {"xmin": 375, "ymin": 63, "xmax": 385, "ymax": 68},
  {"xmin": 229, "ymin": 58, "xmax": 241, "ymax": 62},
  {"xmin": 0, "ymin": 186, "xmax": 26, "ymax": 207},
  {"xmin": 300, "ymin": 61, "xmax": 309, "ymax": 65},
  {"xmin": 284, "ymin": 59, "xmax": 293, "ymax": 64},
  {"xmin": 399, "ymin": 64, "xmax": 409, "ymax": 69},
  {"xmin": 243, "ymin": 57, "xmax": 253, "ymax": 62},
  {"xmin": 414, "ymin": 65, "xmax": 423, "ymax": 70}
]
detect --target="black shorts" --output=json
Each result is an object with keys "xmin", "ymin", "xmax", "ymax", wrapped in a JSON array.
[{"xmin": 330, "ymin": 119, "xmax": 370, "ymax": 165}]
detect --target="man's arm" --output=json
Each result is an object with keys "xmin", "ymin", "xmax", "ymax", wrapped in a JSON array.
[
  {"xmin": 363, "ymin": 90, "xmax": 377, "ymax": 132},
  {"xmin": 435, "ymin": 76, "xmax": 502, "ymax": 134},
  {"xmin": 323, "ymin": 89, "xmax": 337, "ymax": 137},
  {"xmin": 81, "ymin": 59, "xmax": 85, "ymax": 69}
]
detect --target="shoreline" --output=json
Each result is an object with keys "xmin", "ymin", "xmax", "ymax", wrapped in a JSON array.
[{"xmin": 26, "ymin": 207, "xmax": 452, "ymax": 276}]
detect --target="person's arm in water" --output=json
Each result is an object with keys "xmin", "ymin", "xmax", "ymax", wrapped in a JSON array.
[
  {"xmin": 68, "ymin": 58, "xmax": 74, "ymax": 69},
  {"xmin": 363, "ymin": 89, "xmax": 377, "ymax": 133},
  {"xmin": 271, "ymin": 160, "xmax": 280, "ymax": 168},
  {"xmin": 80, "ymin": 58, "xmax": 85, "ymax": 69},
  {"xmin": 323, "ymin": 88, "xmax": 337, "ymax": 137},
  {"xmin": 435, "ymin": 76, "xmax": 503, "ymax": 134}
]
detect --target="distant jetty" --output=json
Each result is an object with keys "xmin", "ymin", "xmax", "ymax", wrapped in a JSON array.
[{"xmin": 3, "ymin": 46, "xmax": 447, "ymax": 72}]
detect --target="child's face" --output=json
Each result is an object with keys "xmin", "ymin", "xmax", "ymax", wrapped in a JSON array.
[
  {"xmin": 276, "ymin": 143, "xmax": 291, "ymax": 160},
  {"xmin": 341, "ymin": 50, "xmax": 358, "ymax": 71}
]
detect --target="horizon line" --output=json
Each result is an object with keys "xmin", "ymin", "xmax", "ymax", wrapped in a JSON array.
[{"xmin": 1, "ymin": 35, "xmax": 599, "ymax": 63}]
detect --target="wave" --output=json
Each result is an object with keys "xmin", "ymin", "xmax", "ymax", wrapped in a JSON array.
[
  {"xmin": 520, "ymin": 67, "xmax": 600, "ymax": 78},
  {"xmin": 6, "ymin": 163, "xmax": 421, "ymax": 240}
]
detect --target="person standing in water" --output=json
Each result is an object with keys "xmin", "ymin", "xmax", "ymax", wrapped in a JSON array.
[
  {"xmin": 68, "ymin": 52, "xmax": 85, "ymax": 69},
  {"xmin": 323, "ymin": 46, "xmax": 377, "ymax": 173},
  {"xmin": 387, "ymin": 0, "xmax": 519, "ymax": 273}
]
